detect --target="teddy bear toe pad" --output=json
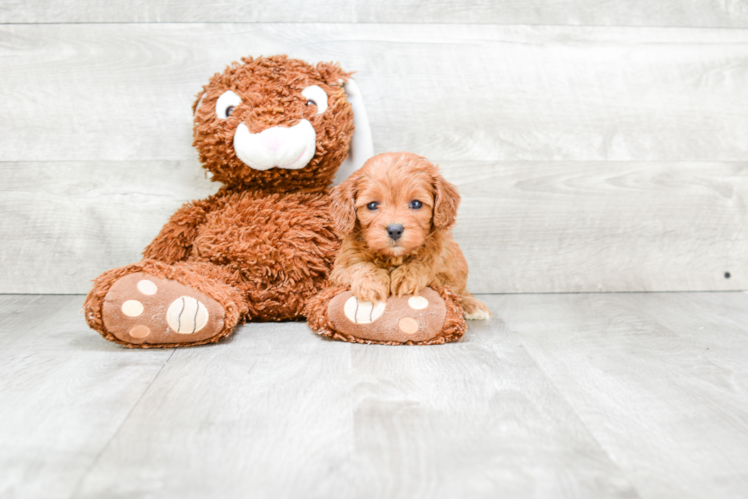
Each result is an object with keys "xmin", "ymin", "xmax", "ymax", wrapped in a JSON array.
[
  {"xmin": 102, "ymin": 272, "xmax": 225, "ymax": 346},
  {"xmin": 328, "ymin": 287, "xmax": 446, "ymax": 343}
]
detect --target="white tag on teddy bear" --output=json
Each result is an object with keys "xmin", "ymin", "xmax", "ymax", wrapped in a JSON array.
[{"xmin": 334, "ymin": 78, "xmax": 374, "ymax": 185}]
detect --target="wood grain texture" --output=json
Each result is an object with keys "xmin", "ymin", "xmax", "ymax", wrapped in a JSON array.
[
  {"xmin": 0, "ymin": 295, "xmax": 174, "ymax": 497},
  {"xmin": 2, "ymin": 22, "xmax": 747, "ymax": 294},
  {"xmin": 490, "ymin": 292, "xmax": 748, "ymax": 498},
  {"xmin": 74, "ymin": 305, "xmax": 633, "ymax": 497},
  {"xmin": 1, "ymin": 0, "xmax": 748, "ymax": 26},
  {"xmin": 0, "ymin": 161, "xmax": 216, "ymax": 294},
  {"xmin": 2, "ymin": 160, "xmax": 746, "ymax": 294},
  {"xmin": 342, "ymin": 320, "xmax": 634, "ymax": 497},
  {"xmin": 76, "ymin": 321, "xmax": 358, "ymax": 498},
  {"xmin": 3, "ymin": 292, "xmax": 748, "ymax": 496},
  {"xmin": 1, "ymin": 24, "xmax": 748, "ymax": 163},
  {"xmin": 446, "ymin": 161, "xmax": 748, "ymax": 293}
]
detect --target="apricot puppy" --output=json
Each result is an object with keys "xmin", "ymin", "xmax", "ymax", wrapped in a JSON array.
[{"xmin": 329, "ymin": 152, "xmax": 491, "ymax": 320}]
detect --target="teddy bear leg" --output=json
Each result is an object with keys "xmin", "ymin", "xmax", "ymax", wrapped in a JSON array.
[
  {"xmin": 84, "ymin": 259, "xmax": 248, "ymax": 348},
  {"xmin": 306, "ymin": 285, "xmax": 466, "ymax": 345}
]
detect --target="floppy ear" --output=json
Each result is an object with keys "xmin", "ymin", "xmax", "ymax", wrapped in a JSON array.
[
  {"xmin": 192, "ymin": 87, "xmax": 206, "ymax": 115},
  {"xmin": 316, "ymin": 61, "xmax": 353, "ymax": 85},
  {"xmin": 329, "ymin": 172, "xmax": 361, "ymax": 236},
  {"xmin": 432, "ymin": 173, "xmax": 461, "ymax": 229},
  {"xmin": 334, "ymin": 78, "xmax": 374, "ymax": 185}
]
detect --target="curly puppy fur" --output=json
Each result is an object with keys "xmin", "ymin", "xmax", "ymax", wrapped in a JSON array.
[
  {"xmin": 328, "ymin": 152, "xmax": 491, "ymax": 320},
  {"xmin": 84, "ymin": 55, "xmax": 355, "ymax": 347}
]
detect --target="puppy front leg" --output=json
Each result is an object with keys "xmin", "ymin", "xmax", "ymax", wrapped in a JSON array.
[
  {"xmin": 390, "ymin": 262, "xmax": 433, "ymax": 298},
  {"xmin": 332, "ymin": 262, "xmax": 390, "ymax": 304}
]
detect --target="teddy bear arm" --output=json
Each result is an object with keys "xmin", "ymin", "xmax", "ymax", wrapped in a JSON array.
[{"xmin": 142, "ymin": 198, "xmax": 215, "ymax": 264}]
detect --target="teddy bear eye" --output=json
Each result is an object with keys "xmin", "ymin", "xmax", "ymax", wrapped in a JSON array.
[
  {"xmin": 409, "ymin": 200, "xmax": 423, "ymax": 209},
  {"xmin": 216, "ymin": 90, "xmax": 242, "ymax": 119},
  {"xmin": 301, "ymin": 85, "xmax": 328, "ymax": 114},
  {"xmin": 366, "ymin": 202, "xmax": 379, "ymax": 211}
]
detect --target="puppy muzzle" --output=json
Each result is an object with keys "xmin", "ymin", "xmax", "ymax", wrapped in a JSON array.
[{"xmin": 386, "ymin": 224, "xmax": 405, "ymax": 241}]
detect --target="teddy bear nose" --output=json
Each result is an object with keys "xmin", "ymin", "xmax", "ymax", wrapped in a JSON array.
[
  {"xmin": 259, "ymin": 127, "xmax": 287, "ymax": 153},
  {"xmin": 387, "ymin": 224, "xmax": 404, "ymax": 241}
]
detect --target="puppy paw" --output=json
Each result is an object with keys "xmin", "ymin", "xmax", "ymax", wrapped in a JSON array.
[
  {"xmin": 462, "ymin": 296, "xmax": 492, "ymax": 320},
  {"xmin": 390, "ymin": 267, "xmax": 430, "ymax": 297},
  {"xmin": 351, "ymin": 274, "xmax": 390, "ymax": 304}
]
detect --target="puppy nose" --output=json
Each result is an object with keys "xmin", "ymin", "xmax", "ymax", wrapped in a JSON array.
[{"xmin": 387, "ymin": 224, "xmax": 404, "ymax": 241}]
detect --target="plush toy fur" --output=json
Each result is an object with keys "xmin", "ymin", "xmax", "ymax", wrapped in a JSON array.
[{"xmin": 84, "ymin": 55, "xmax": 355, "ymax": 347}]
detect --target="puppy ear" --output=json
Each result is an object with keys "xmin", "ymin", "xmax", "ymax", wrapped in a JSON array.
[
  {"xmin": 433, "ymin": 173, "xmax": 461, "ymax": 229},
  {"xmin": 330, "ymin": 172, "xmax": 360, "ymax": 236}
]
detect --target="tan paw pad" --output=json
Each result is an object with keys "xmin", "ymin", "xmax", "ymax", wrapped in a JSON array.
[
  {"xmin": 102, "ymin": 271, "xmax": 225, "ymax": 346},
  {"xmin": 121, "ymin": 300, "xmax": 144, "ymax": 317},
  {"xmin": 328, "ymin": 287, "xmax": 446, "ymax": 344},
  {"xmin": 137, "ymin": 279, "xmax": 158, "ymax": 295},
  {"xmin": 129, "ymin": 325, "xmax": 151, "ymax": 339},
  {"xmin": 407, "ymin": 295, "xmax": 429, "ymax": 310},
  {"xmin": 343, "ymin": 297, "xmax": 386, "ymax": 324},
  {"xmin": 398, "ymin": 317, "xmax": 419, "ymax": 334},
  {"xmin": 166, "ymin": 296, "xmax": 209, "ymax": 334}
]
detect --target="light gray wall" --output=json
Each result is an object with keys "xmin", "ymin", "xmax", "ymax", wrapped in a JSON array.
[{"xmin": 1, "ymin": 3, "xmax": 747, "ymax": 293}]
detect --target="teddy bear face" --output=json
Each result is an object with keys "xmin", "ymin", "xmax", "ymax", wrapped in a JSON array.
[{"xmin": 193, "ymin": 55, "xmax": 355, "ymax": 191}]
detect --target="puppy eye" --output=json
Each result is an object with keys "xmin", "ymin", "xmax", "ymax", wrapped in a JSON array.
[
  {"xmin": 366, "ymin": 202, "xmax": 379, "ymax": 211},
  {"xmin": 409, "ymin": 200, "xmax": 423, "ymax": 209},
  {"xmin": 301, "ymin": 85, "xmax": 328, "ymax": 114},
  {"xmin": 216, "ymin": 90, "xmax": 242, "ymax": 119}
]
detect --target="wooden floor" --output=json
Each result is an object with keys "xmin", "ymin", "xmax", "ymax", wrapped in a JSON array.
[{"xmin": 1, "ymin": 292, "xmax": 748, "ymax": 498}]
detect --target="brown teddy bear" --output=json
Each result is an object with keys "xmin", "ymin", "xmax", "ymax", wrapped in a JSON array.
[
  {"xmin": 85, "ymin": 54, "xmax": 466, "ymax": 348},
  {"xmin": 84, "ymin": 55, "xmax": 362, "ymax": 347}
]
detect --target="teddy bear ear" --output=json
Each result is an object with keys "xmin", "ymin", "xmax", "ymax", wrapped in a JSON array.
[
  {"xmin": 333, "ymin": 78, "xmax": 374, "ymax": 185},
  {"xmin": 316, "ymin": 61, "xmax": 351, "ymax": 85},
  {"xmin": 192, "ymin": 88, "xmax": 206, "ymax": 116}
]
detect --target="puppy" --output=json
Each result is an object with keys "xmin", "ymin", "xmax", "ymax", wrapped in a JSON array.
[{"xmin": 329, "ymin": 152, "xmax": 491, "ymax": 320}]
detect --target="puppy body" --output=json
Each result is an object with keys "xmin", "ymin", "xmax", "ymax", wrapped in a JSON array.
[{"xmin": 329, "ymin": 152, "xmax": 491, "ymax": 320}]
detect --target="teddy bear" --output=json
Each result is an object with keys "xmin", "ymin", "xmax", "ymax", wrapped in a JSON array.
[
  {"xmin": 85, "ymin": 54, "xmax": 466, "ymax": 348},
  {"xmin": 84, "ymin": 55, "xmax": 366, "ymax": 347}
]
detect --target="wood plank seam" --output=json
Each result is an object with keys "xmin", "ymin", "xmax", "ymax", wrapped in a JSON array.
[{"xmin": 70, "ymin": 348, "xmax": 177, "ymax": 497}]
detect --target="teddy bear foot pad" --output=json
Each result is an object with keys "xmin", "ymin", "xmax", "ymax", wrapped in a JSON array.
[
  {"xmin": 101, "ymin": 272, "xmax": 225, "ymax": 346},
  {"xmin": 328, "ymin": 287, "xmax": 446, "ymax": 343}
]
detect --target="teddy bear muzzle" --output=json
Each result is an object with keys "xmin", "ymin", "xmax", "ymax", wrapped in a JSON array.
[{"xmin": 233, "ymin": 120, "xmax": 317, "ymax": 171}]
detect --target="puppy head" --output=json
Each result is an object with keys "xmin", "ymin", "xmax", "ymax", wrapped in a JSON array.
[{"xmin": 330, "ymin": 152, "xmax": 460, "ymax": 257}]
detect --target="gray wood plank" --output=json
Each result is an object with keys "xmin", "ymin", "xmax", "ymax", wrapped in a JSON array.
[
  {"xmin": 447, "ymin": 161, "xmax": 748, "ymax": 293},
  {"xmin": 2, "ymin": 0, "xmax": 748, "ymax": 27},
  {"xmin": 489, "ymin": 292, "xmax": 748, "ymax": 498},
  {"xmin": 2, "ymin": 24, "xmax": 748, "ymax": 163},
  {"xmin": 74, "ymin": 322, "xmax": 358, "ymax": 498},
  {"xmin": 0, "ymin": 160, "xmax": 216, "ymax": 294},
  {"xmin": 342, "ymin": 319, "xmax": 635, "ymax": 497},
  {"xmin": 74, "ymin": 307, "xmax": 634, "ymax": 497},
  {"xmin": 0, "ymin": 294, "xmax": 72, "ymax": 340},
  {"xmin": 5, "ymin": 292, "xmax": 748, "ymax": 497},
  {"xmin": 2, "ymin": 160, "xmax": 746, "ymax": 294},
  {"xmin": 0, "ymin": 295, "xmax": 174, "ymax": 498}
]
